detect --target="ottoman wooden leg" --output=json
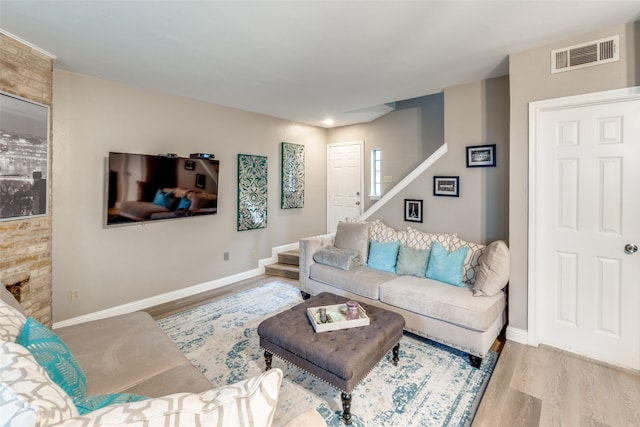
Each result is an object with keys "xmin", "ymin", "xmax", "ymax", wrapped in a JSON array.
[
  {"xmin": 341, "ymin": 391, "xmax": 352, "ymax": 425},
  {"xmin": 392, "ymin": 343, "xmax": 400, "ymax": 366},
  {"xmin": 264, "ymin": 351, "xmax": 273, "ymax": 371}
]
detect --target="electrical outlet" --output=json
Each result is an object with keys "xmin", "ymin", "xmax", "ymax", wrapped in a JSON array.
[
  {"xmin": 71, "ymin": 289, "xmax": 80, "ymax": 301},
  {"xmin": 224, "ymin": 252, "xmax": 229, "ymax": 261},
  {"xmin": 250, "ymin": 250, "xmax": 257, "ymax": 259}
]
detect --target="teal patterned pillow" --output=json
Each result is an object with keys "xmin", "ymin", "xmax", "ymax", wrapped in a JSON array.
[
  {"xmin": 75, "ymin": 393, "xmax": 148, "ymax": 415},
  {"xmin": 425, "ymin": 241, "xmax": 468, "ymax": 286},
  {"xmin": 17, "ymin": 317, "xmax": 88, "ymax": 401}
]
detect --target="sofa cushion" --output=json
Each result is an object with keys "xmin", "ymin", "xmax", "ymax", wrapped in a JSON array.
[
  {"xmin": 425, "ymin": 242, "xmax": 468, "ymax": 287},
  {"xmin": 0, "ymin": 298, "xmax": 26, "ymax": 343},
  {"xmin": 334, "ymin": 221, "xmax": 370, "ymax": 264},
  {"xmin": 52, "ymin": 369, "xmax": 283, "ymax": 427},
  {"xmin": 74, "ymin": 393, "xmax": 148, "ymax": 415},
  {"xmin": 405, "ymin": 226, "xmax": 454, "ymax": 251},
  {"xmin": 309, "ymin": 264, "xmax": 395, "ymax": 300},
  {"xmin": 17, "ymin": 317, "xmax": 88, "ymax": 402},
  {"xmin": 396, "ymin": 245, "xmax": 430, "ymax": 277},
  {"xmin": 55, "ymin": 311, "xmax": 213, "ymax": 397},
  {"xmin": 473, "ymin": 240, "xmax": 510, "ymax": 296},
  {"xmin": 449, "ymin": 236, "xmax": 487, "ymax": 285},
  {"xmin": 313, "ymin": 246, "xmax": 361, "ymax": 270},
  {"xmin": 379, "ymin": 276, "xmax": 506, "ymax": 331},
  {"xmin": 367, "ymin": 240, "xmax": 400, "ymax": 273},
  {"xmin": 0, "ymin": 341, "xmax": 79, "ymax": 426}
]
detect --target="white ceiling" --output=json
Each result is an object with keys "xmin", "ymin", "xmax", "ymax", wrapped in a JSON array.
[{"xmin": 1, "ymin": 1, "xmax": 639, "ymax": 128}]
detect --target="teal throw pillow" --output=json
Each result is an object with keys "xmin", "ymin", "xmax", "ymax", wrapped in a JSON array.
[
  {"xmin": 17, "ymin": 317, "xmax": 88, "ymax": 401},
  {"xmin": 425, "ymin": 241, "xmax": 468, "ymax": 286},
  {"xmin": 152, "ymin": 189, "xmax": 168, "ymax": 207},
  {"xmin": 74, "ymin": 393, "xmax": 148, "ymax": 415},
  {"xmin": 367, "ymin": 240, "xmax": 400, "ymax": 273},
  {"xmin": 396, "ymin": 245, "xmax": 430, "ymax": 277},
  {"xmin": 177, "ymin": 197, "xmax": 191, "ymax": 210}
]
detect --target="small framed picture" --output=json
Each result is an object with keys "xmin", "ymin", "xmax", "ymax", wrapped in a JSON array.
[
  {"xmin": 195, "ymin": 173, "xmax": 206, "ymax": 189},
  {"xmin": 434, "ymin": 176, "xmax": 459, "ymax": 197},
  {"xmin": 466, "ymin": 144, "xmax": 496, "ymax": 167},
  {"xmin": 404, "ymin": 199, "xmax": 423, "ymax": 223},
  {"xmin": 185, "ymin": 160, "xmax": 196, "ymax": 170}
]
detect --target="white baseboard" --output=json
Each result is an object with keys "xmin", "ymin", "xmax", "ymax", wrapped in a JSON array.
[
  {"xmin": 53, "ymin": 242, "xmax": 298, "ymax": 329},
  {"xmin": 506, "ymin": 326, "xmax": 528, "ymax": 345}
]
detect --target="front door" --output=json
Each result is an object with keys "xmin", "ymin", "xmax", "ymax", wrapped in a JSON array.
[
  {"xmin": 327, "ymin": 141, "xmax": 363, "ymax": 233},
  {"xmin": 530, "ymin": 88, "xmax": 640, "ymax": 370}
]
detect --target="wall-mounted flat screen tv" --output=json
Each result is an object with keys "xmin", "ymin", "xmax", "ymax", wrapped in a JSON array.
[{"xmin": 107, "ymin": 152, "xmax": 219, "ymax": 226}]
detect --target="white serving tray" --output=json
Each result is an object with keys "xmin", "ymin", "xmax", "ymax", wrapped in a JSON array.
[{"xmin": 306, "ymin": 303, "xmax": 369, "ymax": 333}]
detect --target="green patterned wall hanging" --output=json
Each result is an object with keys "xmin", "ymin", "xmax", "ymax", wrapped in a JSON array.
[
  {"xmin": 281, "ymin": 142, "xmax": 305, "ymax": 209},
  {"xmin": 237, "ymin": 154, "xmax": 268, "ymax": 231}
]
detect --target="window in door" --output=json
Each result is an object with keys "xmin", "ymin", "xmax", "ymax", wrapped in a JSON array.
[{"xmin": 371, "ymin": 149, "xmax": 381, "ymax": 197}]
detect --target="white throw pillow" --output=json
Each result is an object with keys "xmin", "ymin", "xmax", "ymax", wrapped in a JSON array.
[
  {"xmin": 0, "ymin": 341, "xmax": 79, "ymax": 426},
  {"xmin": 0, "ymin": 299, "xmax": 26, "ymax": 342},
  {"xmin": 52, "ymin": 368, "xmax": 283, "ymax": 427},
  {"xmin": 473, "ymin": 240, "xmax": 510, "ymax": 296}
]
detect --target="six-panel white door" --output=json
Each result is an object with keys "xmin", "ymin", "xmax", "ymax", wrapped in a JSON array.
[
  {"xmin": 327, "ymin": 142, "xmax": 363, "ymax": 233},
  {"xmin": 533, "ymin": 93, "xmax": 640, "ymax": 370}
]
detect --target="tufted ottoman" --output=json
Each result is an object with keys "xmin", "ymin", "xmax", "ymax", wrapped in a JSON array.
[{"xmin": 257, "ymin": 292, "xmax": 405, "ymax": 424}]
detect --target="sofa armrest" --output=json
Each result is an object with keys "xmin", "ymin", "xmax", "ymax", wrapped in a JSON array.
[{"xmin": 299, "ymin": 233, "xmax": 335, "ymax": 293}]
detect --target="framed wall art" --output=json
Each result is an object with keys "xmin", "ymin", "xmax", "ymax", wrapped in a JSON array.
[
  {"xmin": 466, "ymin": 144, "xmax": 496, "ymax": 167},
  {"xmin": 433, "ymin": 176, "xmax": 459, "ymax": 197},
  {"xmin": 404, "ymin": 199, "xmax": 423, "ymax": 223},
  {"xmin": 0, "ymin": 91, "xmax": 50, "ymax": 222},
  {"xmin": 237, "ymin": 154, "xmax": 268, "ymax": 231},
  {"xmin": 281, "ymin": 142, "xmax": 305, "ymax": 209}
]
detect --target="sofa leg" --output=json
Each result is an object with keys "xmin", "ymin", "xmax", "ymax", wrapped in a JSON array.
[
  {"xmin": 300, "ymin": 291, "xmax": 311, "ymax": 300},
  {"xmin": 469, "ymin": 354, "xmax": 482, "ymax": 368}
]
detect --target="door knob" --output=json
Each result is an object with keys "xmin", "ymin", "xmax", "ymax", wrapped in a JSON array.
[
  {"xmin": 355, "ymin": 201, "xmax": 360, "ymax": 206},
  {"xmin": 624, "ymin": 243, "xmax": 638, "ymax": 254}
]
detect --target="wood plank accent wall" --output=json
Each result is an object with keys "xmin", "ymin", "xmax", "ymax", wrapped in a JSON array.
[{"xmin": 0, "ymin": 33, "xmax": 54, "ymax": 326}]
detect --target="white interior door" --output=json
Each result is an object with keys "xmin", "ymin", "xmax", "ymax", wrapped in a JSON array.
[
  {"xmin": 327, "ymin": 141, "xmax": 363, "ymax": 233},
  {"xmin": 530, "ymin": 88, "xmax": 640, "ymax": 371}
]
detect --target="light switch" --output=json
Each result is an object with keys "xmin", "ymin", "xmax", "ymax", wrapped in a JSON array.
[{"xmin": 383, "ymin": 176, "xmax": 393, "ymax": 183}]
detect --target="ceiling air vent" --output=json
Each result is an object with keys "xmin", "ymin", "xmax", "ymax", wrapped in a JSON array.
[{"xmin": 551, "ymin": 35, "xmax": 619, "ymax": 73}]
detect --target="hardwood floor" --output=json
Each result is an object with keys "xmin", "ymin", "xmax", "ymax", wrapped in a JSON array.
[
  {"xmin": 473, "ymin": 340, "xmax": 640, "ymax": 427},
  {"xmin": 145, "ymin": 275, "xmax": 639, "ymax": 426},
  {"xmin": 143, "ymin": 275, "xmax": 300, "ymax": 320}
]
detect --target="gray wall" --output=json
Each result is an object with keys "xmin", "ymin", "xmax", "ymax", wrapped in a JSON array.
[
  {"xmin": 366, "ymin": 76, "xmax": 510, "ymax": 243},
  {"xmin": 327, "ymin": 93, "xmax": 444, "ymax": 210},
  {"xmin": 52, "ymin": 70, "xmax": 328, "ymax": 322},
  {"xmin": 508, "ymin": 22, "xmax": 639, "ymax": 330}
]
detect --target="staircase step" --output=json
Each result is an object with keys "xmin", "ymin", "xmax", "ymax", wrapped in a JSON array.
[
  {"xmin": 265, "ymin": 263, "xmax": 299, "ymax": 279},
  {"xmin": 278, "ymin": 249, "xmax": 300, "ymax": 266}
]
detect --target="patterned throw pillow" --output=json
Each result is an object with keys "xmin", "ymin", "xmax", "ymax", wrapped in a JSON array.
[
  {"xmin": 369, "ymin": 220, "xmax": 403, "ymax": 243},
  {"xmin": 425, "ymin": 241, "xmax": 468, "ymax": 287},
  {"xmin": 405, "ymin": 227, "xmax": 454, "ymax": 251},
  {"xmin": 17, "ymin": 317, "xmax": 88, "ymax": 401},
  {"xmin": 52, "ymin": 369, "xmax": 284, "ymax": 427},
  {"xmin": 448, "ymin": 236, "xmax": 487, "ymax": 284},
  {"xmin": 0, "ymin": 299, "xmax": 26, "ymax": 342},
  {"xmin": 0, "ymin": 341, "xmax": 79, "ymax": 425}
]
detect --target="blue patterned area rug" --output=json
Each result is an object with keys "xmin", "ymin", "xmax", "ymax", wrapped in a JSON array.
[{"xmin": 157, "ymin": 281, "xmax": 498, "ymax": 426}]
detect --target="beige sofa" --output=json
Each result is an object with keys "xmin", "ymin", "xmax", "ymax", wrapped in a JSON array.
[
  {"xmin": 299, "ymin": 220, "xmax": 510, "ymax": 367},
  {"xmin": 0, "ymin": 285, "xmax": 325, "ymax": 426}
]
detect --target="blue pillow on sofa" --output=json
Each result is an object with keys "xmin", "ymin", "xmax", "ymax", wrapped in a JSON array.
[
  {"xmin": 425, "ymin": 241, "xmax": 468, "ymax": 286},
  {"xmin": 368, "ymin": 240, "xmax": 400, "ymax": 273}
]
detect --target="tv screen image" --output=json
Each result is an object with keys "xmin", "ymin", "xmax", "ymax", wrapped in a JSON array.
[{"xmin": 107, "ymin": 152, "xmax": 219, "ymax": 226}]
